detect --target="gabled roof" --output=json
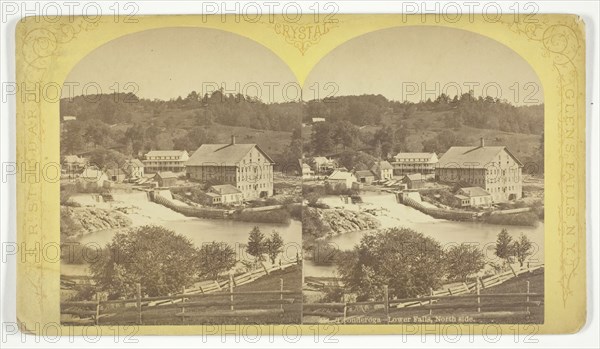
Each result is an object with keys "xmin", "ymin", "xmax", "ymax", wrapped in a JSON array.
[
  {"xmin": 64, "ymin": 155, "xmax": 87, "ymax": 164},
  {"xmin": 371, "ymin": 160, "xmax": 394, "ymax": 171},
  {"xmin": 145, "ymin": 150, "xmax": 188, "ymax": 158},
  {"xmin": 460, "ymin": 187, "xmax": 491, "ymax": 197},
  {"xmin": 438, "ymin": 146, "xmax": 522, "ymax": 168},
  {"xmin": 187, "ymin": 144, "xmax": 274, "ymax": 166},
  {"xmin": 127, "ymin": 159, "xmax": 144, "ymax": 167},
  {"xmin": 404, "ymin": 173, "xmax": 423, "ymax": 181},
  {"xmin": 328, "ymin": 170, "xmax": 355, "ymax": 181},
  {"xmin": 106, "ymin": 168, "xmax": 126, "ymax": 177},
  {"xmin": 209, "ymin": 184, "xmax": 242, "ymax": 195},
  {"xmin": 355, "ymin": 170, "xmax": 375, "ymax": 178},
  {"xmin": 154, "ymin": 171, "xmax": 178, "ymax": 179},
  {"xmin": 313, "ymin": 156, "xmax": 333, "ymax": 165},
  {"xmin": 81, "ymin": 167, "xmax": 105, "ymax": 179}
]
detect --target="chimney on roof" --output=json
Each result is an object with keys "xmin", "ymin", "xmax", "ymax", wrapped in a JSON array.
[
  {"xmin": 480, "ymin": 137, "xmax": 485, "ymax": 148},
  {"xmin": 231, "ymin": 135, "xmax": 236, "ymax": 145}
]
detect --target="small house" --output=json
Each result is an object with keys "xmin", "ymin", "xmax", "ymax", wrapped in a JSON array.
[
  {"xmin": 154, "ymin": 171, "xmax": 178, "ymax": 187},
  {"xmin": 371, "ymin": 161, "xmax": 394, "ymax": 181},
  {"xmin": 106, "ymin": 168, "xmax": 127, "ymax": 182},
  {"xmin": 354, "ymin": 170, "xmax": 376, "ymax": 184},
  {"xmin": 403, "ymin": 173, "xmax": 424, "ymax": 190},
  {"xmin": 455, "ymin": 187, "xmax": 493, "ymax": 208},
  {"xmin": 301, "ymin": 162, "xmax": 314, "ymax": 179},
  {"xmin": 63, "ymin": 155, "xmax": 87, "ymax": 174},
  {"xmin": 204, "ymin": 184, "xmax": 243, "ymax": 205},
  {"xmin": 124, "ymin": 159, "xmax": 145, "ymax": 178},
  {"xmin": 312, "ymin": 156, "xmax": 336, "ymax": 174},
  {"xmin": 327, "ymin": 170, "xmax": 357, "ymax": 189},
  {"xmin": 78, "ymin": 167, "xmax": 108, "ymax": 189}
]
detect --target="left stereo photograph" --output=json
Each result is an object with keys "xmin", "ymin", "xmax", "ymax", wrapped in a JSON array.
[{"xmin": 58, "ymin": 27, "xmax": 304, "ymax": 326}]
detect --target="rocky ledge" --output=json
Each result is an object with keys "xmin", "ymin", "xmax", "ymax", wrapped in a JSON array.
[
  {"xmin": 63, "ymin": 206, "xmax": 132, "ymax": 235},
  {"xmin": 308, "ymin": 207, "xmax": 380, "ymax": 235}
]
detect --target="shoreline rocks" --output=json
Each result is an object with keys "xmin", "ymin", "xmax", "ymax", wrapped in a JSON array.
[
  {"xmin": 307, "ymin": 207, "xmax": 380, "ymax": 236},
  {"xmin": 62, "ymin": 206, "xmax": 132, "ymax": 235}
]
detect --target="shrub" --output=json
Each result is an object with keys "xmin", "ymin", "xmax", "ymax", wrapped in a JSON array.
[
  {"xmin": 337, "ymin": 228, "xmax": 445, "ymax": 300},
  {"xmin": 90, "ymin": 225, "xmax": 199, "ymax": 299},
  {"xmin": 233, "ymin": 208, "xmax": 291, "ymax": 224},
  {"xmin": 484, "ymin": 212, "xmax": 539, "ymax": 227}
]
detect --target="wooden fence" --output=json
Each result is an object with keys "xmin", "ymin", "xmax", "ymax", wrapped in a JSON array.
[
  {"xmin": 62, "ymin": 260, "xmax": 301, "ymax": 325},
  {"xmin": 303, "ymin": 264, "xmax": 544, "ymax": 322}
]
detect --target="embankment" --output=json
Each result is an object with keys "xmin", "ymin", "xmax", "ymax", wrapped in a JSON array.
[
  {"xmin": 304, "ymin": 206, "xmax": 380, "ymax": 236},
  {"xmin": 62, "ymin": 206, "xmax": 132, "ymax": 235},
  {"xmin": 150, "ymin": 191, "xmax": 229, "ymax": 219}
]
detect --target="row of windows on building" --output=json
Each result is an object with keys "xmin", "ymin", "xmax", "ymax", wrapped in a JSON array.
[
  {"xmin": 395, "ymin": 158, "xmax": 432, "ymax": 162},
  {"xmin": 237, "ymin": 182, "xmax": 270, "ymax": 190},
  {"xmin": 487, "ymin": 185, "xmax": 519, "ymax": 193},
  {"xmin": 144, "ymin": 162, "xmax": 185, "ymax": 166},
  {"xmin": 147, "ymin": 156, "xmax": 186, "ymax": 160}
]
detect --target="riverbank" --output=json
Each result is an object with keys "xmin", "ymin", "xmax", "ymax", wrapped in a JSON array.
[
  {"xmin": 63, "ymin": 192, "xmax": 302, "ymax": 276},
  {"xmin": 304, "ymin": 193, "xmax": 544, "ymax": 278}
]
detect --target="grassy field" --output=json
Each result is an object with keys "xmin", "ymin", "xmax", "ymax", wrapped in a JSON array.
[
  {"xmin": 88, "ymin": 265, "xmax": 302, "ymax": 325},
  {"xmin": 386, "ymin": 269, "xmax": 544, "ymax": 324},
  {"xmin": 306, "ymin": 269, "xmax": 544, "ymax": 325}
]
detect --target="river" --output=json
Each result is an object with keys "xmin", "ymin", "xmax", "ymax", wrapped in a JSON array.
[
  {"xmin": 304, "ymin": 192, "xmax": 544, "ymax": 278},
  {"xmin": 64, "ymin": 191, "xmax": 302, "ymax": 276}
]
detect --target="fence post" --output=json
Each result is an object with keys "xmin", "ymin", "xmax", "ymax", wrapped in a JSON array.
[
  {"xmin": 342, "ymin": 294, "xmax": 347, "ymax": 324},
  {"xmin": 479, "ymin": 277, "xmax": 486, "ymax": 289},
  {"xmin": 383, "ymin": 285, "xmax": 390, "ymax": 324},
  {"xmin": 476, "ymin": 278, "xmax": 481, "ymax": 313},
  {"xmin": 526, "ymin": 281, "xmax": 530, "ymax": 313},
  {"xmin": 181, "ymin": 286, "xmax": 186, "ymax": 324},
  {"xmin": 229, "ymin": 273, "xmax": 234, "ymax": 311},
  {"xmin": 95, "ymin": 292, "xmax": 100, "ymax": 326},
  {"xmin": 136, "ymin": 283, "xmax": 142, "ymax": 325},
  {"xmin": 261, "ymin": 262, "xmax": 270, "ymax": 275},
  {"xmin": 509, "ymin": 263, "xmax": 518, "ymax": 277},
  {"xmin": 463, "ymin": 282, "xmax": 469, "ymax": 294},
  {"xmin": 280, "ymin": 278, "xmax": 284, "ymax": 310},
  {"xmin": 429, "ymin": 288, "xmax": 433, "ymax": 315}
]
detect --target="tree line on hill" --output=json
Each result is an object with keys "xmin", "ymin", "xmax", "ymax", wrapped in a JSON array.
[
  {"xmin": 60, "ymin": 90, "xmax": 302, "ymax": 132},
  {"xmin": 60, "ymin": 90, "xmax": 543, "ymax": 173},
  {"xmin": 305, "ymin": 92, "xmax": 543, "ymax": 134}
]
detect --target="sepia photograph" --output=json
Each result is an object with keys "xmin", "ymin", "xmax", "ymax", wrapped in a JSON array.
[
  {"xmin": 300, "ymin": 26, "xmax": 545, "ymax": 324},
  {"xmin": 59, "ymin": 28, "xmax": 303, "ymax": 325},
  {"xmin": 9, "ymin": 3, "xmax": 592, "ymax": 341}
]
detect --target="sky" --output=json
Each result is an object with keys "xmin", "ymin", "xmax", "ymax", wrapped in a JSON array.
[
  {"xmin": 63, "ymin": 27, "xmax": 298, "ymax": 103},
  {"xmin": 304, "ymin": 26, "xmax": 543, "ymax": 105},
  {"xmin": 64, "ymin": 26, "xmax": 542, "ymax": 105}
]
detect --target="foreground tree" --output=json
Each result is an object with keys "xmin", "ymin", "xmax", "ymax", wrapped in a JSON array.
[
  {"xmin": 265, "ymin": 231, "xmax": 285, "ymax": 264},
  {"xmin": 513, "ymin": 234, "xmax": 534, "ymax": 267},
  {"xmin": 90, "ymin": 225, "xmax": 198, "ymax": 298},
  {"xmin": 197, "ymin": 242, "xmax": 237, "ymax": 280},
  {"xmin": 336, "ymin": 228, "xmax": 445, "ymax": 301},
  {"xmin": 246, "ymin": 226, "xmax": 267, "ymax": 262},
  {"xmin": 495, "ymin": 229, "xmax": 514, "ymax": 264},
  {"xmin": 445, "ymin": 244, "xmax": 486, "ymax": 282}
]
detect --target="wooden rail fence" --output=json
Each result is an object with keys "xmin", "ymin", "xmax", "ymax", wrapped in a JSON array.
[
  {"xmin": 303, "ymin": 264, "xmax": 544, "ymax": 322},
  {"xmin": 62, "ymin": 260, "xmax": 301, "ymax": 325}
]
